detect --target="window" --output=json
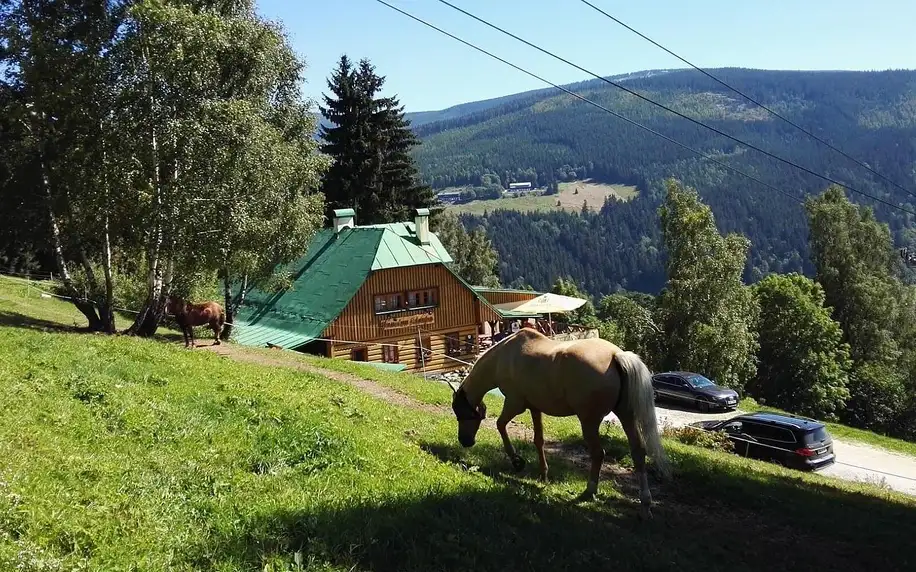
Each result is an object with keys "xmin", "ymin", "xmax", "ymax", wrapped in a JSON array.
[
  {"xmin": 351, "ymin": 347, "xmax": 368, "ymax": 362},
  {"xmin": 407, "ymin": 288, "xmax": 439, "ymax": 309},
  {"xmin": 801, "ymin": 427, "xmax": 829, "ymax": 445},
  {"xmin": 374, "ymin": 287, "xmax": 439, "ymax": 314},
  {"xmin": 445, "ymin": 332, "xmax": 461, "ymax": 357},
  {"xmin": 416, "ymin": 334, "xmax": 432, "ymax": 364},
  {"xmin": 722, "ymin": 421, "xmax": 743, "ymax": 434},
  {"xmin": 374, "ymin": 292, "xmax": 405, "ymax": 314},
  {"xmin": 463, "ymin": 334, "xmax": 475, "ymax": 355},
  {"xmin": 743, "ymin": 422, "xmax": 796, "ymax": 443},
  {"xmin": 382, "ymin": 342, "xmax": 400, "ymax": 364}
]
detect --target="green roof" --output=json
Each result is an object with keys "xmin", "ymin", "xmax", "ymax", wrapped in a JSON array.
[
  {"xmin": 231, "ymin": 220, "xmax": 453, "ymax": 349},
  {"xmin": 362, "ymin": 221, "xmax": 452, "ymax": 269}
]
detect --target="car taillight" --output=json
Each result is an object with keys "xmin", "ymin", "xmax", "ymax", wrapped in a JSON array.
[{"xmin": 795, "ymin": 447, "xmax": 815, "ymax": 457}]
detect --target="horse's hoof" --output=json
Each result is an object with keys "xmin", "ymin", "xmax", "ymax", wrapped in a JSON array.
[
  {"xmin": 511, "ymin": 455, "xmax": 526, "ymax": 472},
  {"xmin": 640, "ymin": 506, "xmax": 654, "ymax": 521},
  {"xmin": 575, "ymin": 490, "xmax": 596, "ymax": 503},
  {"xmin": 537, "ymin": 473, "xmax": 549, "ymax": 483}
]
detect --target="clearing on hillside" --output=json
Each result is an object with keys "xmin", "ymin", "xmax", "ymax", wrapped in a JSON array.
[
  {"xmin": 1, "ymin": 276, "xmax": 916, "ymax": 572},
  {"xmin": 446, "ymin": 179, "xmax": 638, "ymax": 216}
]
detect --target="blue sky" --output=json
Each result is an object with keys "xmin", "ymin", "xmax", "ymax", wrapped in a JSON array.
[{"xmin": 256, "ymin": 0, "xmax": 916, "ymax": 113}]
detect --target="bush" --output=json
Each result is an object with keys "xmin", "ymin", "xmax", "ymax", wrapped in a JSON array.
[{"xmin": 664, "ymin": 425, "xmax": 734, "ymax": 453}]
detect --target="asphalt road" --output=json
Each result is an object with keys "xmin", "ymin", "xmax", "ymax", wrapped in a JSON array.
[{"xmin": 605, "ymin": 401, "xmax": 916, "ymax": 497}]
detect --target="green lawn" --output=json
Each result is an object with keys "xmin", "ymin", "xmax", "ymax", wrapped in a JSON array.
[{"xmin": 1, "ymin": 279, "xmax": 916, "ymax": 571}]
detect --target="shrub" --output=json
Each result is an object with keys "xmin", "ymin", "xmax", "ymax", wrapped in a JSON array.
[{"xmin": 664, "ymin": 425, "xmax": 734, "ymax": 453}]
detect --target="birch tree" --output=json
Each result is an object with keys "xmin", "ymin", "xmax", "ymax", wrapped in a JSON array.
[{"xmin": 1, "ymin": 0, "xmax": 329, "ymax": 336}]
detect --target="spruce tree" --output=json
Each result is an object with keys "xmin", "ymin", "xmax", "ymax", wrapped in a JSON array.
[
  {"xmin": 319, "ymin": 56, "xmax": 433, "ymax": 225},
  {"xmin": 319, "ymin": 55, "xmax": 370, "ymax": 219}
]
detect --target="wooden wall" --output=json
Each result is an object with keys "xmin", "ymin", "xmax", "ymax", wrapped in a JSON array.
[
  {"xmin": 324, "ymin": 264, "xmax": 482, "ymax": 373},
  {"xmin": 330, "ymin": 327, "xmax": 478, "ymax": 373}
]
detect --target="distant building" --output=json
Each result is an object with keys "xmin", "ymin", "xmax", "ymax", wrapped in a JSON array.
[
  {"xmin": 509, "ymin": 182, "xmax": 532, "ymax": 190},
  {"xmin": 435, "ymin": 190, "xmax": 463, "ymax": 205}
]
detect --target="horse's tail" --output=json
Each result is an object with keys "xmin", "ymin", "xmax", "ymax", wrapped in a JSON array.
[{"xmin": 615, "ymin": 351, "xmax": 671, "ymax": 479}]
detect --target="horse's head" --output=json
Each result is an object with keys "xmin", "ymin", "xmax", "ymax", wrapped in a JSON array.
[
  {"xmin": 165, "ymin": 295, "xmax": 185, "ymax": 315},
  {"xmin": 450, "ymin": 385, "xmax": 487, "ymax": 447}
]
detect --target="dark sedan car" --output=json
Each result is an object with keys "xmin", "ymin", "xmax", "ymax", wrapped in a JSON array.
[
  {"xmin": 690, "ymin": 412, "xmax": 836, "ymax": 471},
  {"xmin": 651, "ymin": 371, "xmax": 738, "ymax": 412}
]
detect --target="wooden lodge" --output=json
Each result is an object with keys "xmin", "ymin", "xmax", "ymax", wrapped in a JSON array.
[{"xmin": 231, "ymin": 208, "xmax": 542, "ymax": 373}]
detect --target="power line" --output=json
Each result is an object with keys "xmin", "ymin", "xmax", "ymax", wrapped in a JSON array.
[
  {"xmin": 372, "ymin": 0, "xmax": 804, "ymax": 206},
  {"xmin": 430, "ymin": 0, "xmax": 916, "ymax": 218},
  {"xmin": 576, "ymin": 0, "xmax": 916, "ymax": 202}
]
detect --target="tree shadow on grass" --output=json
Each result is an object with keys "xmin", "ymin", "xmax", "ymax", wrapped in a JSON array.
[
  {"xmin": 0, "ymin": 310, "xmax": 85, "ymax": 333},
  {"xmin": 187, "ymin": 434, "xmax": 916, "ymax": 572}
]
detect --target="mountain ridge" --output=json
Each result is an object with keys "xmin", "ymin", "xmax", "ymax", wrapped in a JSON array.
[{"xmin": 402, "ymin": 67, "xmax": 916, "ymax": 295}]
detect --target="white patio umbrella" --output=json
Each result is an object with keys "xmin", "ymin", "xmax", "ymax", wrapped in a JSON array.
[
  {"xmin": 492, "ymin": 292, "xmax": 587, "ymax": 314},
  {"xmin": 493, "ymin": 292, "xmax": 587, "ymax": 334}
]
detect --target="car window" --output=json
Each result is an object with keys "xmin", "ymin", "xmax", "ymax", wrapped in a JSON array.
[
  {"xmin": 801, "ymin": 427, "xmax": 829, "ymax": 444},
  {"xmin": 722, "ymin": 421, "xmax": 742, "ymax": 433},
  {"xmin": 744, "ymin": 422, "xmax": 796, "ymax": 443}
]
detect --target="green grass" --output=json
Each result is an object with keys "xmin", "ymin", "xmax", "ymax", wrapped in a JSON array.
[
  {"xmin": 445, "ymin": 179, "xmax": 638, "ymax": 216},
  {"xmin": 2, "ymin": 280, "xmax": 916, "ymax": 570},
  {"xmin": 0, "ymin": 275, "xmax": 189, "ymax": 342},
  {"xmin": 295, "ymin": 352, "xmax": 916, "ymax": 457},
  {"xmin": 739, "ymin": 397, "xmax": 916, "ymax": 457}
]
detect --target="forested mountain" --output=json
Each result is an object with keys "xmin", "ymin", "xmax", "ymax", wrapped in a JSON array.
[{"xmin": 408, "ymin": 68, "xmax": 916, "ymax": 295}]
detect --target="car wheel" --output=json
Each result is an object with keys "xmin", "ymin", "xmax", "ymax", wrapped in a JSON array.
[{"xmin": 696, "ymin": 398, "xmax": 710, "ymax": 413}]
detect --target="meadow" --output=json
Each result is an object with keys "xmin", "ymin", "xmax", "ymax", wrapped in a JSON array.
[
  {"xmin": 1, "ymin": 276, "xmax": 915, "ymax": 571},
  {"xmin": 445, "ymin": 179, "xmax": 638, "ymax": 216}
]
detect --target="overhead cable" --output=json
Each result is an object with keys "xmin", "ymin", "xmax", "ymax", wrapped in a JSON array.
[
  {"xmin": 430, "ymin": 0, "xmax": 916, "ymax": 216},
  {"xmin": 576, "ymin": 0, "xmax": 916, "ymax": 201}
]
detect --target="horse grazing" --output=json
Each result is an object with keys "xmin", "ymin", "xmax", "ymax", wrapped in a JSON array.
[
  {"xmin": 165, "ymin": 295, "xmax": 225, "ymax": 348},
  {"xmin": 449, "ymin": 328, "xmax": 669, "ymax": 519}
]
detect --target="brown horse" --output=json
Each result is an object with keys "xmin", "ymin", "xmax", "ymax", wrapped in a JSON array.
[
  {"xmin": 165, "ymin": 295, "xmax": 225, "ymax": 348},
  {"xmin": 449, "ymin": 328, "xmax": 669, "ymax": 519}
]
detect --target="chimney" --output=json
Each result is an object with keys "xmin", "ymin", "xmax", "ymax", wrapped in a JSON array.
[
  {"xmin": 333, "ymin": 208, "xmax": 356, "ymax": 234},
  {"xmin": 415, "ymin": 208, "xmax": 431, "ymax": 245}
]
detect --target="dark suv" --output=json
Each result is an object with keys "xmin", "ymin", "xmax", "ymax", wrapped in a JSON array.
[
  {"xmin": 651, "ymin": 371, "xmax": 739, "ymax": 412},
  {"xmin": 691, "ymin": 412, "xmax": 836, "ymax": 471}
]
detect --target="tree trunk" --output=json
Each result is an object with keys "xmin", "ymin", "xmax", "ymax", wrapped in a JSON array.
[
  {"xmin": 127, "ymin": 120, "xmax": 163, "ymax": 336},
  {"xmin": 100, "ymin": 211, "xmax": 116, "ymax": 334},
  {"xmin": 222, "ymin": 271, "xmax": 233, "ymax": 340},
  {"xmin": 39, "ymin": 154, "xmax": 103, "ymax": 330},
  {"xmin": 99, "ymin": 143, "xmax": 116, "ymax": 334}
]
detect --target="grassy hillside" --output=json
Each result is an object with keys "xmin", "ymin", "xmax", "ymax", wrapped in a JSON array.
[
  {"xmin": 2, "ymin": 278, "xmax": 916, "ymax": 571},
  {"xmin": 445, "ymin": 179, "xmax": 638, "ymax": 215},
  {"xmin": 410, "ymin": 68, "xmax": 916, "ymax": 294}
]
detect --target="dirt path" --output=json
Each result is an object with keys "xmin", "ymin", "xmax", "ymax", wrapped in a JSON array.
[{"xmin": 201, "ymin": 343, "xmax": 631, "ymax": 483}]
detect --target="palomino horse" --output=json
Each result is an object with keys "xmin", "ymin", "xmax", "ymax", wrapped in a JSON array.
[
  {"xmin": 165, "ymin": 295, "xmax": 225, "ymax": 348},
  {"xmin": 449, "ymin": 328, "xmax": 669, "ymax": 519}
]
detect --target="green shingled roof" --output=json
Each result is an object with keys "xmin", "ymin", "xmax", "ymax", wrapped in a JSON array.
[{"xmin": 231, "ymin": 219, "xmax": 453, "ymax": 349}]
